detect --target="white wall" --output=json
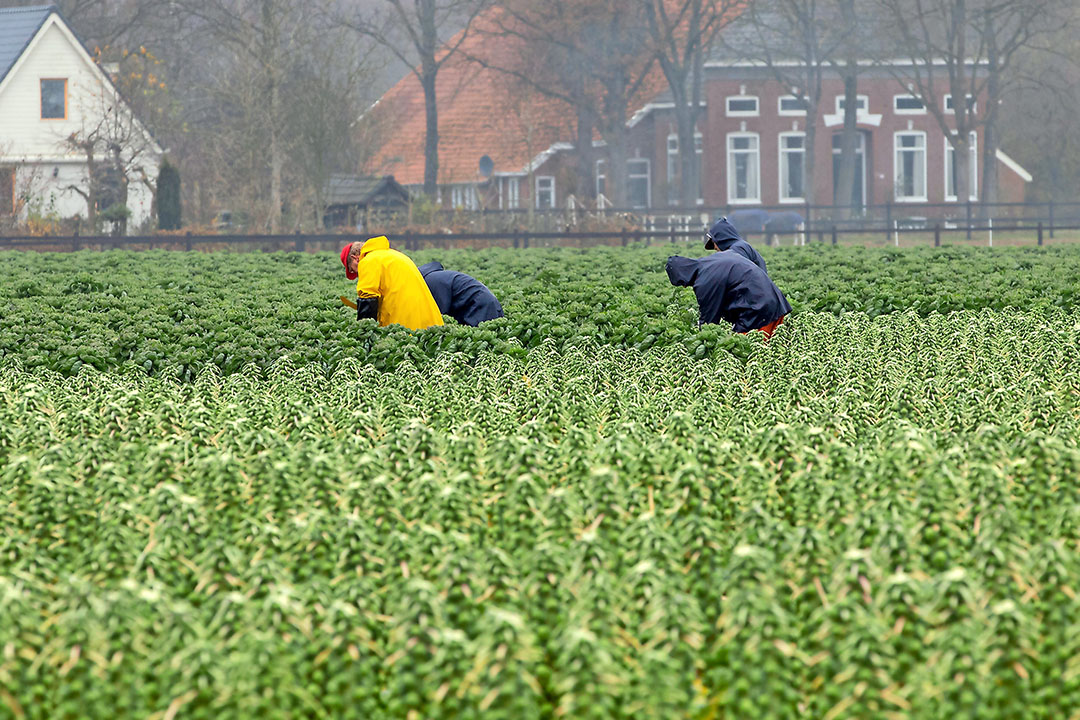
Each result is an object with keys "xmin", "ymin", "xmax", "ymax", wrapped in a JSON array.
[{"xmin": 0, "ymin": 16, "xmax": 160, "ymax": 231}]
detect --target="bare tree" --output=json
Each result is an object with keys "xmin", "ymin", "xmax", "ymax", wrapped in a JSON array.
[
  {"xmin": 833, "ymin": 0, "xmax": 865, "ymax": 218},
  {"xmin": 173, "ymin": 0, "xmax": 324, "ymax": 232},
  {"xmin": 997, "ymin": 11, "xmax": 1080, "ymax": 203},
  {"xmin": 639, "ymin": 0, "xmax": 737, "ymax": 207},
  {"xmin": 726, "ymin": 0, "xmax": 852, "ymax": 210},
  {"xmin": 343, "ymin": 0, "xmax": 490, "ymax": 198},
  {"xmin": 472, "ymin": 3, "xmax": 599, "ymax": 202},
  {"xmin": 476, "ymin": 0, "xmax": 655, "ymax": 207},
  {"xmin": 285, "ymin": 28, "xmax": 382, "ymax": 227},
  {"xmin": 875, "ymin": 0, "xmax": 1068, "ymax": 206}
]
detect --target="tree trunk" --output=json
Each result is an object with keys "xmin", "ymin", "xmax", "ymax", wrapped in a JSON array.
[
  {"xmin": 669, "ymin": 76, "xmax": 698, "ymax": 208},
  {"xmin": 85, "ymin": 147, "xmax": 98, "ymax": 229},
  {"xmin": 804, "ymin": 98, "xmax": 818, "ymax": 213},
  {"xmin": 264, "ymin": 0, "xmax": 282, "ymax": 233},
  {"xmin": 981, "ymin": 20, "xmax": 1000, "ymax": 211},
  {"xmin": 836, "ymin": 68, "xmax": 859, "ymax": 217},
  {"xmin": 676, "ymin": 108, "xmax": 698, "ymax": 208},
  {"xmin": 420, "ymin": 66, "xmax": 440, "ymax": 198},
  {"xmin": 982, "ymin": 103, "xmax": 999, "ymax": 208},
  {"xmin": 575, "ymin": 103, "xmax": 596, "ymax": 201},
  {"xmin": 269, "ymin": 76, "xmax": 282, "ymax": 233},
  {"xmin": 607, "ymin": 126, "xmax": 629, "ymax": 208}
]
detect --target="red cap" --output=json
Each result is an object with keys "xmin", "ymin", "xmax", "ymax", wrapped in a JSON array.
[{"xmin": 341, "ymin": 243, "xmax": 357, "ymax": 280}]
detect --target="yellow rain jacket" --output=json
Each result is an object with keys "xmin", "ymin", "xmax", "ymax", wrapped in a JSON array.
[{"xmin": 355, "ymin": 237, "xmax": 444, "ymax": 331}]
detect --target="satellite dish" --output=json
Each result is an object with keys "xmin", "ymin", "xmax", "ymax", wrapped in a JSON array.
[{"xmin": 478, "ymin": 155, "xmax": 494, "ymax": 179}]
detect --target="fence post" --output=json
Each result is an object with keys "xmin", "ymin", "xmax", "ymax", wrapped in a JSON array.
[
  {"xmin": 669, "ymin": 224, "xmax": 676, "ymax": 244},
  {"xmin": 523, "ymin": 232, "xmax": 529, "ymax": 249},
  {"xmin": 966, "ymin": 200, "xmax": 973, "ymax": 240},
  {"xmin": 512, "ymin": 229, "xmax": 519, "ymax": 249},
  {"xmin": 1038, "ymin": 221, "xmax": 1044, "ymax": 247},
  {"xmin": 934, "ymin": 223, "xmax": 941, "ymax": 247},
  {"xmin": 185, "ymin": 231, "xmax": 193, "ymax": 252},
  {"xmin": 817, "ymin": 228, "xmax": 825, "ymax": 244},
  {"xmin": 1049, "ymin": 200, "xmax": 1055, "ymax": 239},
  {"xmin": 294, "ymin": 230, "xmax": 304, "ymax": 253},
  {"xmin": 831, "ymin": 225, "xmax": 838, "ymax": 245},
  {"xmin": 765, "ymin": 231, "xmax": 774, "ymax": 247},
  {"xmin": 621, "ymin": 229, "xmax": 628, "ymax": 247},
  {"xmin": 72, "ymin": 228, "xmax": 80, "ymax": 253},
  {"xmin": 885, "ymin": 202, "xmax": 892, "ymax": 244}
]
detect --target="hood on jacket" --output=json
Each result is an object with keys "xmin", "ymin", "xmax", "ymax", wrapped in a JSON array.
[
  {"xmin": 705, "ymin": 217, "xmax": 743, "ymax": 250},
  {"xmin": 417, "ymin": 261, "xmax": 444, "ymax": 277},
  {"xmin": 358, "ymin": 235, "xmax": 390, "ymax": 257},
  {"xmin": 666, "ymin": 256, "xmax": 701, "ymax": 287}
]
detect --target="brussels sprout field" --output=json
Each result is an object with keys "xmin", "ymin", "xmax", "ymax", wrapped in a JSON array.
[{"xmin": 2, "ymin": 247, "xmax": 1080, "ymax": 719}]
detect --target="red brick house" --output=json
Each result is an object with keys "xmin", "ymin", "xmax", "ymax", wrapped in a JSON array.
[
  {"xmin": 632, "ymin": 60, "xmax": 1032, "ymax": 213},
  {"xmin": 368, "ymin": 20, "xmax": 1031, "ymax": 216}
]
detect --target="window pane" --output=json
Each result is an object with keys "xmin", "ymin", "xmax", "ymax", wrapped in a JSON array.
[
  {"xmin": 735, "ymin": 154, "xmax": 748, "ymax": 197},
  {"xmin": 41, "ymin": 80, "xmax": 65, "ymax": 119},
  {"xmin": 896, "ymin": 96, "xmax": 925, "ymax": 111},
  {"xmin": 896, "ymin": 134, "xmax": 926, "ymax": 200},
  {"xmin": 629, "ymin": 178, "xmax": 649, "ymax": 208},
  {"xmin": 780, "ymin": 96, "xmax": 807, "ymax": 113},
  {"xmin": 728, "ymin": 98, "xmax": 758, "ymax": 114},
  {"xmin": 782, "ymin": 135, "xmax": 804, "ymax": 150},
  {"xmin": 785, "ymin": 152, "xmax": 803, "ymax": 199}
]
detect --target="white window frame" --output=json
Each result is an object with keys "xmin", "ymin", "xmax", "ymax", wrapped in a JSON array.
[
  {"xmin": 945, "ymin": 131, "xmax": 979, "ymax": 202},
  {"xmin": 778, "ymin": 132, "xmax": 807, "ymax": 204},
  {"xmin": 944, "ymin": 94, "xmax": 977, "ymax": 115},
  {"xmin": 726, "ymin": 132, "xmax": 761, "ymax": 205},
  {"xmin": 777, "ymin": 95, "xmax": 808, "ymax": 116},
  {"xmin": 726, "ymin": 95, "xmax": 760, "ymax": 117},
  {"xmin": 894, "ymin": 131, "xmax": 928, "ymax": 203},
  {"xmin": 536, "ymin": 175, "xmax": 555, "ymax": 209},
  {"xmin": 893, "ymin": 94, "xmax": 926, "ymax": 115},
  {"xmin": 627, "ymin": 158, "xmax": 651, "ymax": 209},
  {"xmin": 835, "ymin": 94, "xmax": 869, "ymax": 115},
  {"xmin": 595, "ymin": 159, "xmax": 606, "ymax": 199}
]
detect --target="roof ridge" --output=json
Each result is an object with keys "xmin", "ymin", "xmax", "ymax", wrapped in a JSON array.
[{"xmin": 0, "ymin": 4, "xmax": 57, "ymax": 12}]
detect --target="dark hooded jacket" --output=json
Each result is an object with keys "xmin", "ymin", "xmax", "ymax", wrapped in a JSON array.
[
  {"xmin": 417, "ymin": 262, "xmax": 504, "ymax": 327},
  {"xmin": 666, "ymin": 253, "xmax": 792, "ymax": 333},
  {"xmin": 706, "ymin": 217, "xmax": 767, "ymax": 274}
]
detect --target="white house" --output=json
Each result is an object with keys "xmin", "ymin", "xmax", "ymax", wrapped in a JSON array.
[{"xmin": 0, "ymin": 5, "xmax": 163, "ymax": 232}]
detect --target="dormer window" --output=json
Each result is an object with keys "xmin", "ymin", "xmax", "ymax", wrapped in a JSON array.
[{"xmin": 41, "ymin": 79, "xmax": 67, "ymax": 119}]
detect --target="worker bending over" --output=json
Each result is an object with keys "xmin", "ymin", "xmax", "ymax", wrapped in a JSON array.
[
  {"xmin": 417, "ymin": 261, "xmax": 505, "ymax": 327},
  {"xmin": 666, "ymin": 252, "xmax": 791, "ymax": 338},
  {"xmin": 341, "ymin": 237, "xmax": 443, "ymax": 330},
  {"xmin": 704, "ymin": 216, "xmax": 768, "ymax": 274}
]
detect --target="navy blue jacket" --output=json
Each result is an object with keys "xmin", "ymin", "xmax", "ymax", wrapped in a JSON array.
[
  {"xmin": 417, "ymin": 262, "xmax": 504, "ymax": 327},
  {"xmin": 666, "ymin": 253, "xmax": 792, "ymax": 332},
  {"xmin": 706, "ymin": 217, "xmax": 767, "ymax": 274}
]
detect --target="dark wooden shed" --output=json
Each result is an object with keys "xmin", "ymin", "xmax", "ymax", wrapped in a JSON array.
[{"xmin": 323, "ymin": 175, "xmax": 411, "ymax": 229}]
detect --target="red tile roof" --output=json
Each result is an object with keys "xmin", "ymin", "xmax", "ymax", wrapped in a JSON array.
[{"xmin": 366, "ymin": 7, "xmax": 669, "ymax": 187}]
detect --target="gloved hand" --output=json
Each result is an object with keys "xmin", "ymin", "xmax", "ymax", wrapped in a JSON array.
[{"xmin": 356, "ymin": 297, "xmax": 379, "ymax": 321}]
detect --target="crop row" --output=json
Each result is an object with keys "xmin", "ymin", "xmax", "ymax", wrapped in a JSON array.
[
  {"xmin": 1, "ymin": 245, "xmax": 1079, "ymax": 378},
  {"xmin": 3, "ymin": 311, "xmax": 1080, "ymax": 718}
]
